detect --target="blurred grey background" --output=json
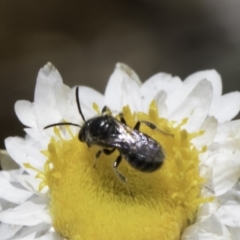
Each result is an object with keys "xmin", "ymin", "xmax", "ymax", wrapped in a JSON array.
[{"xmin": 0, "ymin": 0, "xmax": 240, "ymax": 149}]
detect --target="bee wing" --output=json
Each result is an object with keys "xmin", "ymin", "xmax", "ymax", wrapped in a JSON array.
[{"xmin": 97, "ymin": 122, "xmax": 134, "ymax": 149}]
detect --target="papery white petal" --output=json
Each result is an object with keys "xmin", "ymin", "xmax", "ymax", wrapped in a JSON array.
[
  {"xmin": 0, "ymin": 150, "xmax": 19, "ymax": 171},
  {"xmin": 172, "ymin": 70, "xmax": 221, "ymax": 121},
  {"xmin": 181, "ymin": 223, "xmax": 198, "ymax": 239},
  {"xmin": 12, "ymin": 223, "xmax": 51, "ymax": 240},
  {"xmin": 183, "ymin": 214, "xmax": 231, "ymax": 240},
  {"xmin": 0, "ymin": 177, "xmax": 33, "ymax": 204},
  {"xmin": 54, "ymin": 83, "xmax": 78, "ymax": 122},
  {"xmin": 116, "ymin": 62, "xmax": 142, "ymax": 86},
  {"xmin": 141, "ymin": 72, "xmax": 182, "ymax": 95},
  {"xmin": 191, "ymin": 116, "xmax": 218, "ymax": 148},
  {"xmin": 34, "ymin": 63, "xmax": 63, "ymax": 102},
  {"xmin": 0, "ymin": 198, "xmax": 17, "ymax": 212},
  {"xmin": 0, "ymin": 223, "xmax": 22, "ymax": 240},
  {"xmin": 104, "ymin": 63, "xmax": 142, "ymax": 113},
  {"xmin": 184, "ymin": 70, "xmax": 222, "ymax": 97},
  {"xmin": 78, "ymin": 86, "xmax": 104, "ymax": 120},
  {"xmin": 169, "ymin": 80, "xmax": 213, "ymax": 132},
  {"xmin": 140, "ymin": 73, "xmax": 182, "ymax": 113},
  {"xmin": 210, "ymin": 92, "xmax": 240, "ymax": 123},
  {"xmin": 197, "ymin": 198, "xmax": 219, "ymax": 222},
  {"xmin": 216, "ymin": 205, "xmax": 240, "ymax": 228},
  {"xmin": 15, "ymin": 232, "xmax": 37, "ymax": 240},
  {"xmin": 215, "ymin": 186, "xmax": 240, "ymax": 227},
  {"xmin": 198, "ymin": 214, "xmax": 231, "ymax": 239},
  {"xmin": 212, "ymin": 156, "xmax": 240, "ymax": 196},
  {"xmin": 14, "ymin": 100, "xmax": 37, "ymax": 128},
  {"xmin": 17, "ymin": 174, "xmax": 48, "ymax": 194},
  {"xmin": 0, "ymin": 197, "xmax": 51, "ymax": 226},
  {"xmin": 121, "ymin": 77, "xmax": 142, "ymax": 113},
  {"xmin": 227, "ymin": 227, "xmax": 240, "ymax": 240},
  {"xmin": 35, "ymin": 227, "xmax": 63, "ymax": 240},
  {"xmin": 0, "ymin": 168, "xmax": 24, "ymax": 182},
  {"xmin": 23, "ymin": 128, "xmax": 50, "ymax": 149},
  {"xmin": 34, "ymin": 63, "xmax": 63, "ymax": 128},
  {"xmin": 215, "ymin": 120, "xmax": 240, "ymax": 142},
  {"xmin": 5, "ymin": 137, "xmax": 46, "ymax": 174},
  {"xmin": 154, "ymin": 90, "xmax": 168, "ymax": 118}
]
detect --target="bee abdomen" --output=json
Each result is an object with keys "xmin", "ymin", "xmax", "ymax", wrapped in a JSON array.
[{"xmin": 125, "ymin": 152, "xmax": 163, "ymax": 172}]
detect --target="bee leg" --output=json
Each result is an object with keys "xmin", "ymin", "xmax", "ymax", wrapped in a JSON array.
[
  {"xmin": 113, "ymin": 155, "xmax": 126, "ymax": 182},
  {"xmin": 134, "ymin": 121, "xmax": 173, "ymax": 137},
  {"xmin": 102, "ymin": 106, "xmax": 112, "ymax": 115},
  {"xmin": 94, "ymin": 148, "xmax": 116, "ymax": 168},
  {"xmin": 103, "ymin": 148, "xmax": 116, "ymax": 155},
  {"xmin": 134, "ymin": 121, "xmax": 156, "ymax": 131},
  {"xmin": 118, "ymin": 113, "xmax": 126, "ymax": 125},
  {"xmin": 94, "ymin": 149, "xmax": 102, "ymax": 168}
]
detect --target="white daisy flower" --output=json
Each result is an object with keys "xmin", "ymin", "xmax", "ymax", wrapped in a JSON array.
[{"xmin": 1, "ymin": 62, "xmax": 240, "ymax": 240}]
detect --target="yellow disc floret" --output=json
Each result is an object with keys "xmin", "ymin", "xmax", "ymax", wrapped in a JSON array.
[{"xmin": 40, "ymin": 102, "xmax": 208, "ymax": 240}]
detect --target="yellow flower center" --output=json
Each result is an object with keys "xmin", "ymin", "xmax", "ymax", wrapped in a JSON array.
[{"xmin": 39, "ymin": 102, "xmax": 208, "ymax": 240}]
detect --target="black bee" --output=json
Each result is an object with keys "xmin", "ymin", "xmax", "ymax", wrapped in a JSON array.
[{"xmin": 44, "ymin": 87, "xmax": 167, "ymax": 182}]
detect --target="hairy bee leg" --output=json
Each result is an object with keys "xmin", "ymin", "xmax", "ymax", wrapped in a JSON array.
[
  {"xmin": 113, "ymin": 155, "xmax": 126, "ymax": 182},
  {"xmin": 134, "ymin": 121, "xmax": 173, "ymax": 137},
  {"xmin": 94, "ymin": 148, "xmax": 116, "ymax": 168}
]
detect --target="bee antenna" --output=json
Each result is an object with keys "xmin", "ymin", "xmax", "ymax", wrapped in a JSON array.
[
  {"xmin": 44, "ymin": 122, "xmax": 81, "ymax": 129},
  {"xmin": 76, "ymin": 86, "xmax": 86, "ymax": 122}
]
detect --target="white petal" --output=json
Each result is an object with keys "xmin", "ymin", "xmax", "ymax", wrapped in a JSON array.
[
  {"xmin": 212, "ymin": 155, "xmax": 240, "ymax": 196},
  {"xmin": 5, "ymin": 137, "xmax": 46, "ymax": 174},
  {"xmin": 154, "ymin": 90, "xmax": 168, "ymax": 118},
  {"xmin": 77, "ymin": 86, "xmax": 104, "ymax": 120},
  {"xmin": 197, "ymin": 198, "xmax": 220, "ymax": 222},
  {"xmin": 0, "ymin": 169, "xmax": 24, "ymax": 182},
  {"xmin": 17, "ymin": 174, "xmax": 48, "ymax": 194},
  {"xmin": 34, "ymin": 63, "xmax": 63, "ymax": 129},
  {"xmin": 215, "ymin": 186, "xmax": 240, "ymax": 227},
  {"xmin": 116, "ymin": 62, "xmax": 141, "ymax": 86},
  {"xmin": 181, "ymin": 223, "xmax": 198, "ymax": 239},
  {"xmin": 141, "ymin": 72, "xmax": 182, "ymax": 94},
  {"xmin": 54, "ymin": 84, "xmax": 78, "ymax": 122},
  {"xmin": 13, "ymin": 232, "xmax": 37, "ymax": 240},
  {"xmin": 54, "ymin": 84, "xmax": 84, "ymax": 127},
  {"xmin": 184, "ymin": 70, "xmax": 222, "ymax": 97},
  {"xmin": 14, "ymin": 100, "xmax": 37, "ymax": 128},
  {"xmin": 140, "ymin": 73, "xmax": 182, "ymax": 112},
  {"xmin": 12, "ymin": 223, "xmax": 50, "ymax": 240},
  {"xmin": 0, "ymin": 223, "xmax": 22, "ymax": 240},
  {"xmin": 198, "ymin": 214, "xmax": 231, "ymax": 239},
  {"xmin": 35, "ymin": 227, "xmax": 63, "ymax": 240},
  {"xmin": 216, "ymin": 205, "xmax": 240, "ymax": 228},
  {"xmin": 104, "ymin": 63, "xmax": 142, "ymax": 113},
  {"xmin": 121, "ymin": 78, "xmax": 142, "ymax": 112},
  {"xmin": 191, "ymin": 116, "xmax": 218, "ymax": 148},
  {"xmin": 227, "ymin": 227, "xmax": 240, "ymax": 240},
  {"xmin": 215, "ymin": 120, "xmax": 240, "ymax": 142},
  {"xmin": 0, "ymin": 197, "xmax": 51, "ymax": 226},
  {"xmin": 169, "ymin": 80, "xmax": 213, "ymax": 132},
  {"xmin": 182, "ymin": 214, "xmax": 232, "ymax": 239},
  {"xmin": 0, "ymin": 150, "xmax": 19, "ymax": 171},
  {"xmin": 23, "ymin": 128, "xmax": 50, "ymax": 149},
  {"xmin": 210, "ymin": 92, "xmax": 240, "ymax": 123},
  {"xmin": 35, "ymin": 63, "xmax": 63, "ymax": 101},
  {"xmin": 0, "ymin": 177, "xmax": 33, "ymax": 204}
]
